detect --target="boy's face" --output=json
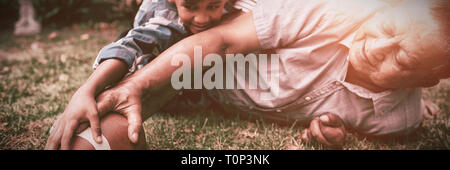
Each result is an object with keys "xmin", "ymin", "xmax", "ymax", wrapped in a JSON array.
[
  {"xmin": 349, "ymin": 1, "xmax": 449, "ymax": 90},
  {"xmin": 170, "ymin": 0, "xmax": 228, "ymax": 34}
]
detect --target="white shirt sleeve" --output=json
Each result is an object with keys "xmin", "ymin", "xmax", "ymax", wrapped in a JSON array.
[
  {"xmin": 233, "ymin": 0, "xmax": 258, "ymax": 12},
  {"xmin": 252, "ymin": 0, "xmax": 387, "ymax": 50}
]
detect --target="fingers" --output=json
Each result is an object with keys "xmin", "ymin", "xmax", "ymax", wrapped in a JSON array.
[
  {"xmin": 319, "ymin": 114, "xmax": 346, "ymax": 140},
  {"xmin": 126, "ymin": 109, "xmax": 142, "ymax": 144},
  {"xmin": 60, "ymin": 120, "xmax": 79, "ymax": 150},
  {"xmin": 300, "ymin": 129, "xmax": 312, "ymax": 143},
  {"xmin": 309, "ymin": 118, "xmax": 334, "ymax": 146},
  {"xmin": 97, "ymin": 94, "xmax": 113, "ymax": 117},
  {"xmin": 319, "ymin": 114, "xmax": 343, "ymax": 128},
  {"xmin": 319, "ymin": 124, "xmax": 346, "ymax": 145},
  {"xmin": 45, "ymin": 120, "xmax": 63, "ymax": 150},
  {"xmin": 319, "ymin": 115, "xmax": 345, "ymax": 145},
  {"xmin": 88, "ymin": 113, "xmax": 103, "ymax": 144},
  {"xmin": 306, "ymin": 114, "xmax": 346, "ymax": 148}
]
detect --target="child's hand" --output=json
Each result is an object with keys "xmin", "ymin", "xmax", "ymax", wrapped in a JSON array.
[{"xmin": 45, "ymin": 89, "xmax": 102, "ymax": 150}]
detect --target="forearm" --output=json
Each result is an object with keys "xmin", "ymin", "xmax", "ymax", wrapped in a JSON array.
[
  {"xmin": 124, "ymin": 29, "xmax": 226, "ymax": 97},
  {"xmin": 122, "ymin": 12, "xmax": 259, "ymax": 98},
  {"xmin": 80, "ymin": 59, "xmax": 128, "ymax": 96}
]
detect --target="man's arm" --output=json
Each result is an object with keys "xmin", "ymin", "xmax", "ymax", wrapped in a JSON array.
[
  {"xmin": 124, "ymin": 12, "xmax": 261, "ymax": 96},
  {"xmin": 91, "ymin": 12, "xmax": 261, "ymax": 143}
]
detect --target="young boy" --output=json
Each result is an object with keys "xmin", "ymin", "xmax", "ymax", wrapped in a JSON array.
[{"xmin": 45, "ymin": 0, "xmax": 257, "ymax": 150}]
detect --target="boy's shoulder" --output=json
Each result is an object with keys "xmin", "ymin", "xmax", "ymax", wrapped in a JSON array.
[
  {"xmin": 139, "ymin": 0, "xmax": 177, "ymax": 14},
  {"xmin": 134, "ymin": 0, "xmax": 184, "ymax": 30}
]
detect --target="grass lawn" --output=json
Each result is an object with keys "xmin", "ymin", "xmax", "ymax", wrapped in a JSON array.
[{"xmin": 0, "ymin": 22, "xmax": 449, "ymax": 150}]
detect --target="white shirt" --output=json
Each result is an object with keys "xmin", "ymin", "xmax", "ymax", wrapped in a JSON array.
[{"xmin": 208, "ymin": 0, "xmax": 423, "ymax": 136}]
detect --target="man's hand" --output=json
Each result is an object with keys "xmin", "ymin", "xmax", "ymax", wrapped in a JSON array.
[
  {"xmin": 300, "ymin": 113, "xmax": 346, "ymax": 148},
  {"xmin": 45, "ymin": 89, "xmax": 102, "ymax": 150},
  {"xmin": 95, "ymin": 80, "xmax": 144, "ymax": 144}
]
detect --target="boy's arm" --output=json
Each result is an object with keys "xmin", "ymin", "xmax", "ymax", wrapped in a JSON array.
[
  {"xmin": 45, "ymin": 59, "xmax": 128, "ymax": 150},
  {"xmin": 82, "ymin": 59, "xmax": 128, "ymax": 97}
]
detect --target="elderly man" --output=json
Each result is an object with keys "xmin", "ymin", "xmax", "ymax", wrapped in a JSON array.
[{"xmin": 46, "ymin": 0, "xmax": 449, "ymax": 149}]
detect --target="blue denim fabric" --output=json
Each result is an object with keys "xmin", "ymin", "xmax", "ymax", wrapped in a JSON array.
[{"xmin": 93, "ymin": 0, "xmax": 189, "ymax": 72}]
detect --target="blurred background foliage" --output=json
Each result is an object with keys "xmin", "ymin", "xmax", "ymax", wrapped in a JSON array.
[{"xmin": 0, "ymin": 0, "xmax": 142, "ymax": 31}]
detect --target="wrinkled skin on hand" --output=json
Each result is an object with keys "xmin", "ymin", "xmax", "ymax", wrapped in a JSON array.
[{"xmin": 94, "ymin": 81, "xmax": 144, "ymax": 144}]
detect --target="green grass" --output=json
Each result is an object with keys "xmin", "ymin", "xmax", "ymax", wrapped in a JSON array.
[{"xmin": 0, "ymin": 22, "xmax": 449, "ymax": 150}]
